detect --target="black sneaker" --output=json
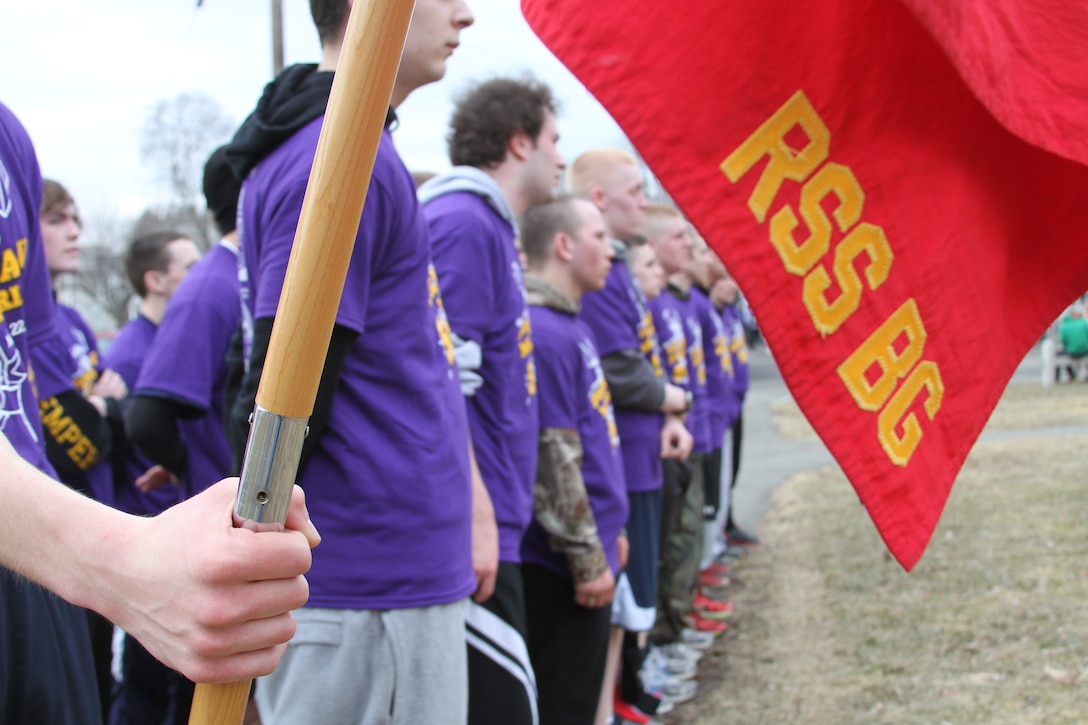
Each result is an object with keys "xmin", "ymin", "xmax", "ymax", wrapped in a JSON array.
[{"xmin": 725, "ymin": 526, "xmax": 760, "ymax": 546}]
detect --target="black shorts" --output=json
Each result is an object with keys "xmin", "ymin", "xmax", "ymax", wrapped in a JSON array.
[
  {"xmin": 1, "ymin": 570, "xmax": 100, "ymax": 724},
  {"xmin": 467, "ymin": 562, "xmax": 537, "ymax": 725}
]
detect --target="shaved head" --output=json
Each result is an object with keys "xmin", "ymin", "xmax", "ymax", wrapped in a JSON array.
[
  {"xmin": 566, "ymin": 149, "xmax": 647, "ymax": 239},
  {"xmin": 566, "ymin": 149, "xmax": 639, "ymax": 195}
]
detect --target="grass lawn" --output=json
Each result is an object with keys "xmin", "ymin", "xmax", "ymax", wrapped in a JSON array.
[{"xmin": 670, "ymin": 382, "xmax": 1088, "ymax": 724}]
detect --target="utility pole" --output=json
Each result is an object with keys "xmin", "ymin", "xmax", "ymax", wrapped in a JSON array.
[{"xmin": 271, "ymin": 0, "xmax": 285, "ymax": 75}]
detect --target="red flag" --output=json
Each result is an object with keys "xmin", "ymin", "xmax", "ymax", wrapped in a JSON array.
[{"xmin": 522, "ymin": 0, "xmax": 1088, "ymax": 569}]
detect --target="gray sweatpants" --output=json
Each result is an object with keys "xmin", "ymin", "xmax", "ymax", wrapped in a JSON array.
[{"xmin": 256, "ymin": 601, "xmax": 468, "ymax": 725}]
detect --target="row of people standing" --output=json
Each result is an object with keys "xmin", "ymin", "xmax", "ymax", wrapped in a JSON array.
[{"xmin": 19, "ymin": 2, "xmax": 756, "ymax": 724}]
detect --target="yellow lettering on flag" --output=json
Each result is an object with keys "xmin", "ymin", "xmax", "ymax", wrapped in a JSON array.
[
  {"xmin": 721, "ymin": 90, "xmax": 830, "ymax": 223},
  {"xmin": 802, "ymin": 222, "xmax": 893, "ymax": 335},
  {"xmin": 837, "ymin": 298, "xmax": 927, "ymax": 412},
  {"xmin": 771, "ymin": 162, "xmax": 864, "ymax": 276},
  {"xmin": 722, "ymin": 92, "xmax": 943, "ymax": 466},
  {"xmin": 878, "ymin": 361, "xmax": 944, "ymax": 465}
]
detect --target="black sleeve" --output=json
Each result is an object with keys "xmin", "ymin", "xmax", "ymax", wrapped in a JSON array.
[
  {"xmin": 222, "ymin": 327, "xmax": 247, "ymax": 475},
  {"xmin": 600, "ymin": 349, "xmax": 667, "ymax": 412},
  {"xmin": 230, "ymin": 317, "xmax": 359, "ymax": 476},
  {"xmin": 39, "ymin": 389, "xmax": 114, "ymax": 479},
  {"xmin": 124, "ymin": 395, "xmax": 194, "ymax": 477},
  {"xmin": 103, "ymin": 395, "xmax": 126, "ymax": 447}
]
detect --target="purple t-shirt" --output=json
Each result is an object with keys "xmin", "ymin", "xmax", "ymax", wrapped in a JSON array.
[
  {"xmin": 0, "ymin": 105, "xmax": 55, "ymax": 476},
  {"xmin": 672, "ymin": 289, "xmax": 712, "ymax": 454},
  {"xmin": 32, "ymin": 302, "xmax": 115, "ymax": 502},
  {"xmin": 722, "ymin": 304, "xmax": 751, "ymax": 404},
  {"xmin": 134, "ymin": 242, "xmax": 237, "ymax": 498},
  {"xmin": 580, "ymin": 257, "xmax": 665, "ymax": 493},
  {"xmin": 691, "ymin": 287, "xmax": 738, "ymax": 445},
  {"xmin": 102, "ymin": 315, "xmax": 185, "ymax": 515},
  {"xmin": 240, "ymin": 118, "xmax": 474, "ymax": 609},
  {"xmin": 649, "ymin": 293, "xmax": 690, "ymax": 392},
  {"xmin": 521, "ymin": 305, "xmax": 628, "ymax": 578},
  {"xmin": 424, "ymin": 190, "xmax": 539, "ymax": 563}
]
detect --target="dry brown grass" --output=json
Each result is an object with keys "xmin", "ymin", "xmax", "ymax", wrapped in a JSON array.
[{"xmin": 669, "ymin": 385, "xmax": 1088, "ymax": 724}]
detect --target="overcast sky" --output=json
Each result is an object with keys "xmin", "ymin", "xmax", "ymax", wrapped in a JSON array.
[{"xmin": 3, "ymin": 0, "xmax": 628, "ymax": 219}]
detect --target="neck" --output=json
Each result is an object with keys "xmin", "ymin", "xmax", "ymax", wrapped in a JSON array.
[
  {"xmin": 138, "ymin": 296, "xmax": 168, "ymax": 326},
  {"xmin": 488, "ymin": 165, "xmax": 529, "ymax": 218},
  {"xmin": 317, "ymin": 38, "xmax": 342, "ymax": 72},
  {"xmin": 535, "ymin": 267, "xmax": 582, "ymax": 305},
  {"xmin": 668, "ymin": 272, "xmax": 692, "ymax": 292}
]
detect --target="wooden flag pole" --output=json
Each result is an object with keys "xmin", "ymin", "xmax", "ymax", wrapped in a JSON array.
[{"xmin": 187, "ymin": 0, "xmax": 416, "ymax": 722}]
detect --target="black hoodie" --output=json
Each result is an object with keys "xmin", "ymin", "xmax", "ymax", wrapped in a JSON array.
[
  {"xmin": 223, "ymin": 63, "xmax": 397, "ymax": 182},
  {"xmin": 223, "ymin": 64, "xmax": 335, "ymax": 182}
]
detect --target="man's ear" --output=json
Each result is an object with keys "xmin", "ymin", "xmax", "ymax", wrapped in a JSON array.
[
  {"xmin": 508, "ymin": 130, "xmax": 533, "ymax": 162},
  {"xmin": 554, "ymin": 231, "xmax": 575, "ymax": 263},
  {"xmin": 143, "ymin": 269, "xmax": 165, "ymax": 296},
  {"xmin": 587, "ymin": 186, "xmax": 607, "ymax": 210}
]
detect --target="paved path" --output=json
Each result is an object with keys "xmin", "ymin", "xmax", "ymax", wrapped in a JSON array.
[{"xmin": 729, "ymin": 342, "xmax": 1050, "ymax": 535}]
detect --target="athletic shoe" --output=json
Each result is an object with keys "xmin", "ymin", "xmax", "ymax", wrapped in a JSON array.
[
  {"xmin": 726, "ymin": 525, "xmax": 761, "ymax": 546},
  {"xmin": 693, "ymin": 594, "xmax": 735, "ymax": 621},
  {"xmin": 698, "ymin": 569, "xmax": 730, "ymax": 589},
  {"xmin": 640, "ymin": 666, "xmax": 698, "ymax": 705},
  {"xmin": 644, "ymin": 647, "xmax": 698, "ymax": 680},
  {"xmin": 656, "ymin": 641, "xmax": 704, "ymax": 667},
  {"xmin": 657, "ymin": 679, "xmax": 698, "ymax": 705},
  {"xmin": 688, "ymin": 611, "xmax": 728, "ymax": 635},
  {"xmin": 616, "ymin": 685, "xmax": 670, "ymax": 719},
  {"xmin": 680, "ymin": 628, "xmax": 716, "ymax": 650},
  {"xmin": 613, "ymin": 696, "xmax": 653, "ymax": 725},
  {"xmin": 720, "ymin": 543, "xmax": 748, "ymax": 562},
  {"xmin": 702, "ymin": 561, "xmax": 731, "ymax": 577}
]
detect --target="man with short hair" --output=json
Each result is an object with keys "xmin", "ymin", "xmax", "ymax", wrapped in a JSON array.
[
  {"xmin": 642, "ymin": 205, "xmax": 726, "ymax": 655},
  {"xmin": 103, "ymin": 228, "xmax": 203, "ymax": 725},
  {"xmin": 520, "ymin": 196, "xmax": 628, "ymax": 725},
  {"xmin": 419, "ymin": 76, "xmax": 565, "ymax": 725},
  {"xmin": 123, "ymin": 146, "xmax": 239, "ymax": 519},
  {"xmin": 104, "ymin": 230, "xmax": 202, "ymax": 516},
  {"xmin": 568, "ymin": 150, "xmax": 692, "ymax": 719},
  {"xmin": 224, "ymin": 1, "xmax": 484, "ymax": 722}
]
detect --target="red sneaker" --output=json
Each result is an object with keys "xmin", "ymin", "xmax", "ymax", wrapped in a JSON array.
[
  {"xmin": 688, "ymin": 611, "xmax": 728, "ymax": 635},
  {"xmin": 703, "ymin": 561, "xmax": 731, "ymax": 577},
  {"xmin": 698, "ymin": 569, "xmax": 730, "ymax": 589},
  {"xmin": 693, "ymin": 594, "xmax": 735, "ymax": 621},
  {"xmin": 613, "ymin": 692, "xmax": 653, "ymax": 724}
]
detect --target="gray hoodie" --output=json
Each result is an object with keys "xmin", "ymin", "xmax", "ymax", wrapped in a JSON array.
[{"xmin": 417, "ymin": 165, "xmax": 516, "ymax": 230}]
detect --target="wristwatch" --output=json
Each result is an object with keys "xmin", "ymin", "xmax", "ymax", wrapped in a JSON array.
[{"xmin": 683, "ymin": 390, "xmax": 694, "ymax": 413}]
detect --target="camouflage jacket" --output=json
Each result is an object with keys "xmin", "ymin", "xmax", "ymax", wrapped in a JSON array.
[{"xmin": 527, "ymin": 275, "xmax": 609, "ymax": 584}]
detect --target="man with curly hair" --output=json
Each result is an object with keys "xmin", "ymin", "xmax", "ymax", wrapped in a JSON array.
[{"xmin": 419, "ymin": 76, "xmax": 565, "ymax": 725}]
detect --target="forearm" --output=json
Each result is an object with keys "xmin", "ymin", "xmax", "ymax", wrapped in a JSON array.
[
  {"xmin": 534, "ymin": 427, "xmax": 607, "ymax": 583},
  {"xmin": 0, "ymin": 432, "xmax": 139, "ymax": 614}
]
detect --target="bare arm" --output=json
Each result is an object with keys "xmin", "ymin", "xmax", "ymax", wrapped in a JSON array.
[
  {"xmin": 468, "ymin": 435, "xmax": 499, "ymax": 603},
  {"xmin": 0, "ymin": 432, "xmax": 319, "ymax": 683}
]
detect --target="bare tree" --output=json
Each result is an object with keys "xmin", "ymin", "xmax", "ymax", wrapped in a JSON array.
[{"xmin": 140, "ymin": 93, "xmax": 234, "ymax": 250}]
